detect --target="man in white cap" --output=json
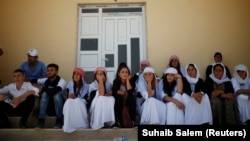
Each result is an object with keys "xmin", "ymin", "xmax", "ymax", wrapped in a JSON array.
[{"xmin": 20, "ymin": 48, "xmax": 47, "ymax": 82}]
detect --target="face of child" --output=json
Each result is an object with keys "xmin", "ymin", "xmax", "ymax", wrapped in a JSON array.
[
  {"xmin": 119, "ymin": 68, "xmax": 130, "ymax": 80},
  {"xmin": 144, "ymin": 72, "xmax": 154, "ymax": 82},
  {"xmin": 214, "ymin": 55, "xmax": 222, "ymax": 63},
  {"xmin": 171, "ymin": 59, "xmax": 179, "ymax": 68},
  {"xmin": 166, "ymin": 73, "xmax": 175, "ymax": 83},
  {"xmin": 237, "ymin": 70, "xmax": 247, "ymax": 79},
  {"xmin": 13, "ymin": 72, "xmax": 25, "ymax": 83},
  {"xmin": 187, "ymin": 65, "xmax": 197, "ymax": 78},
  {"xmin": 95, "ymin": 71, "xmax": 106, "ymax": 82},
  {"xmin": 73, "ymin": 72, "xmax": 82, "ymax": 82},
  {"xmin": 213, "ymin": 66, "xmax": 224, "ymax": 79}
]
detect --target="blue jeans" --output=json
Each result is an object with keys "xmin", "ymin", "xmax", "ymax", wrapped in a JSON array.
[{"xmin": 38, "ymin": 91, "xmax": 64, "ymax": 119}]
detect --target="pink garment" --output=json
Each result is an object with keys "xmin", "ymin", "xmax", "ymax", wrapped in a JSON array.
[
  {"xmin": 94, "ymin": 67, "xmax": 107, "ymax": 75},
  {"xmin": 140, "ymin": 59, "xmax": 150, "ymax": 66},
  {"xmin": 73, "ymin": 67, "xmax": 85, "ymax": 78},
  {"xmin": 169, "ymin": 55, "xmax": 179, "ymax": 62}
]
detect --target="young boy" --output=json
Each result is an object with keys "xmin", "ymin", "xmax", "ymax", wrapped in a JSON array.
[{"xmin": 0, "ymin": 69, "xmax": 39, "ymax": 128}]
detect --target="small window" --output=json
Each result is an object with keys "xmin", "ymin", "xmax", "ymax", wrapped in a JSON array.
[
  {"xmin": 105, "ymin": 54, "xmax": 114, "ymax": 68},
  {"xmin": 82, "ymin": 9, "xmax": 99, "ymax": 13},
  {"xmin": 103, "ymin": 8, "xmax": 142, "ymax": 13},
  {"xmin": 80, "ymin": 39, "xmax": 98, "ymax": 51}
]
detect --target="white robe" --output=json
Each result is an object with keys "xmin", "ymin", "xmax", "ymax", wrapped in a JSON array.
[
  {"xmin": 164, "ymin": 92, "xmax": 184, "ymax": 125},
  {"xmin": 62, "ymin": 80, "xmax": 89, "ymax": 133},
  {"xmin": 63, "ymin": 98, "xmax": 89, "ymax": 133},
  {"xmin": 231, "ymin": 78, "xmax": 250, "ymax": 123},
  {"xmin": 139, "ymin": 97, "xmax": 166, "ymax": 125},
  {"xmin": 182, "ymin": 93, "xmax": 213, "ymax": 125},
  {"xmin": 89, "ymin": 91, "xmax": 115, "ymax": 130}
]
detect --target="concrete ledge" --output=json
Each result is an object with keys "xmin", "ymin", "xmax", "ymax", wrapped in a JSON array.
[
  {"xmin": 9, "ymin": 116, "xmax": 57, "ymax": 128},
  {"xmin": 0, "ymin": 128, "xmax": 138, "ymax": 141}
]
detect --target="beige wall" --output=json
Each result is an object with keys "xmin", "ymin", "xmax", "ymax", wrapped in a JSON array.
[{"xmin": 0, "ymin": 0, "xmax": 249, "ymax": 85}]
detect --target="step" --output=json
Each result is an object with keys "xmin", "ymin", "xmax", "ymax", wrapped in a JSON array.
[
  {"xmin": 9, "ymin": 116, "xmax": 57, "ymax": 128},
  {"xmin": 0, "ymin": 128, "xmax": 138, "ymax": 141}
]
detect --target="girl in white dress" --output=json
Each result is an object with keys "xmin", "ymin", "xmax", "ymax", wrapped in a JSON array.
[
  {"xmin": 63, "ymin": 67, "xmax": 89, "ymax": 133},
  {"xmin": 231, "ymin": 64, "xmax": 250, "ymax": 125},
  {"xmin": 137, "ymin": 67, "xmax": 166, "ymax": 125},
  {"xmin": 182, "ymin": 63, "xmax": 212, "ymax": 125},
  {"xmin": 156, "ymin": 67, "xmax": 185, "ymax": 124},
  {"xmin": 88, "ymin": 67, "xmax": 115, "ymax": 130}
]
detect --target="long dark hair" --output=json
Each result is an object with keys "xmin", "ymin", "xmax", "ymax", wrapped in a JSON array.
[
  {"xmin": 72, "ymin": 72, "xmax": 84, "ymax": 97},
  {"xmin": 162, "ymin": 73, "xmax": 176, "ymax": 97},
  {"xmin": 115, "ymin": 62, "xmax": 131, "ymax": 80}
]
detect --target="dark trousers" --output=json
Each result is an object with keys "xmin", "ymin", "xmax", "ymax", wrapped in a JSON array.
[
  {"xmin": 0, "ymin": 95, "xmax": 35, "ymax": 128},
  {"xmin": 114, "ymin": 93, "xmax": 136, "ymax": 126}
]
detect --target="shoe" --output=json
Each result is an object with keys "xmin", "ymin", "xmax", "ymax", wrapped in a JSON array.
[
  {"xmin": 54, "ymin": 118, "xmax": 63, "ymax": 129},
  {"xmin": 36, "ymin": 118, "xmax": 45, "ymax": 128}
]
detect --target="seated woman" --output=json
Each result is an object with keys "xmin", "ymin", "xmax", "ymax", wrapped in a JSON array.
[
  {"xmin": 204, "ymin": 63, "xmax": 240, "ymax": 125},
  {"xmin": 164, "ymin": 55, "xmax": 185, "ymax": 77},
  {"xmin": 182, "ymin": 63, "xmax": 212, "ymax": 125},
  {"xmin": 88, "ymin": 67, "xmax": 115, "ymax": 129},
  {"xmin": 112, "ymin": 62, "xmax": 136, "ymax": 128},
  {"xmin": 231, "ymin": 64, "xmax": 250, "ymax": 125},
  {"xmin": 156, "ymin": 67, "xmax": 185, "ymax": 125},
  {"xmin": 62, "ymin": 67, "xmax": 89, "ymax": 133},
  {"xmin": 137, "ymin": 67, "xmax": 166, "ymax": 125}
]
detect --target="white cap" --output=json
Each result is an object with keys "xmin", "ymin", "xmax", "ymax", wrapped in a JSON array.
[{"xmin": 27, "ymin": 48, "xmax": 38, "ymax": 56}]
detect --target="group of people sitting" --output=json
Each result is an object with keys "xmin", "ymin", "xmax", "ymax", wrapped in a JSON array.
[{"xmin": 0, "ymin": 49, "xmax": 249, "ymax": 133}]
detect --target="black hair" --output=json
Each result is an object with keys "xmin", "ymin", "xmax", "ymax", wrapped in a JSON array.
[
  {"xmin": 214, "ymin": 52, "xmax": 222, "ymax": 57},
  {"xmin": 47, "ymin": 63, "xmax": 59, "ymax": 70},
  {"xmin": 13, "ymin": 69, "xmax": 25, "ymax": 75},
  {"xmin": 115, "ymin": 62, "xmax": 131, "ymax": 80},
  {"xmin": 162, "ymin": 73, "xmax": 177, "ymax": 97}
]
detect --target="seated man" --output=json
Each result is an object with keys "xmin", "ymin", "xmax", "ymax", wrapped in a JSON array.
[
  {"xmin": 20, "ymin": 48, "xmax": 47, "ymax": 82},
  {"xmin": 34, "ymin": 63, "xmax": 66, "ymax": 128},
  {"xmin": 0, "ymin": 69, "xmax": 39, "ymax": 128}
]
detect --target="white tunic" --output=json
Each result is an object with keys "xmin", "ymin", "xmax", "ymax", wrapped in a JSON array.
[
  {"xmin": 182, "ymin": 93, "xmax": 213, "ymax": 125},
  {"xmin": 62, "ymin": 80, "xmax": 89, "ymax": 133},
  {"xmin": 89, "ymin": 80, "xmax": 115, "ymax": 130},
  {"xmin": 231, "ymin": 78, "xmax": 250, "ymax": 123}
]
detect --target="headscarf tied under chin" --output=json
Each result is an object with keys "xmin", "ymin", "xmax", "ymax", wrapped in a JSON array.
[
  {"xmin": 137, "ymin": 67, "xmax": 156, "ymax": 94},
  {"xmin": 209, "ymin": 63, "xmax": 230, "ymax": 84},
  {"xmin": 233, "ymin": 64, "xmax": 249, "ymax": 84},
  {"xmin": 185, "ymin": 64, "xmax": 200, "ymax": 84}
]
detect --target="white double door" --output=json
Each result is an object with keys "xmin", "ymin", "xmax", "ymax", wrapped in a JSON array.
[{"xmin": 78, "ymin": 5, "xmax": 146, "ymax": 83}]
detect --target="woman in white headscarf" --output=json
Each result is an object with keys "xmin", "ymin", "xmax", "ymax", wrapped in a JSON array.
[
  {"xmin": 137, "ymin": 67, "xmax": 166, "ymax": 125},
  {"xmin": 231, "ymin": 64, "xmax": 250, "ymax": 125},
  {"xmin": 63, "ymin": 67, "xmax": 89, "ymax": 133},
  {"xmin": 204, "ymin": 63, "xmax": 240, "ymax": 125},
  {"xmin": 182, "ymin": 63, "xmax": 212, "ymax": 125},
  {"xmin": 88, "ymin": 67, "xmax": 115, "ymax": 130},
  {"xmin": 156, "ymin": 67, "xmax": 185, "ymax": 124}
]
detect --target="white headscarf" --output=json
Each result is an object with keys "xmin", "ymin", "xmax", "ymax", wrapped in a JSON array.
[
  {"xmin": 209, "ymin": 63, "xmax": 230, "ymax": 84},
  {"xmin": 185, "ymin": 63, "xmax": 200, "ymax": 84},
  {"xmin": 233, "ymin": 64, "xmax": 249, "ymax": 84},
  {"xmin": 137, "ymin": 67, "xmax": 157, "ymax": 94}
]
